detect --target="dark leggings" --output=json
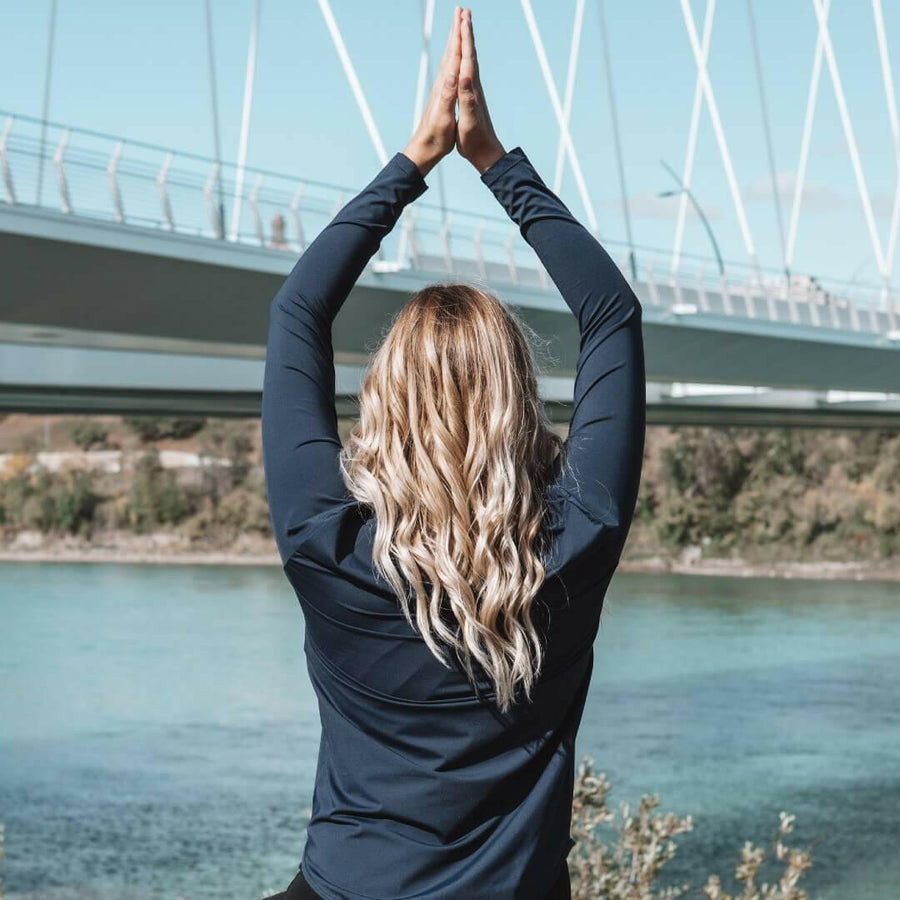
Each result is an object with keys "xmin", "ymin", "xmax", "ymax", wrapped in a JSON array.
[
  {"xmin": 263, "ymin": 862, "xmax": 572, "ymax": 899},
  {"xmin": 261, "ymin": 866, "xmax": 320, "ymax": 900}
]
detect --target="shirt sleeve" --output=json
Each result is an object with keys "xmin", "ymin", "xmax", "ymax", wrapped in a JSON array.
[
  {"xmin": 480, "ymin": 146, "xmax": 646, "ymax": 559},
  {"xmin": 262, "ymin": 151, "xmax": 429, "ymax": 566}
]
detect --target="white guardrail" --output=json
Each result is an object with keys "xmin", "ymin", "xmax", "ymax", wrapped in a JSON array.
[{"xmin": 1, "ymin": 111, "xmax": 898, "ymax": 339}]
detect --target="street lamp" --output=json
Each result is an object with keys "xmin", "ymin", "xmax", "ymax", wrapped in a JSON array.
[{"xmin": 658, "ymin": 160, "xmax": 724, "ymax": 278}]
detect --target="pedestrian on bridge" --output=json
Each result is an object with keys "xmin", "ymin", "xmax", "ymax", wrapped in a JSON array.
[{"xmin": 261, "ymin": 7, "xmax": 645, "ymax": 899}]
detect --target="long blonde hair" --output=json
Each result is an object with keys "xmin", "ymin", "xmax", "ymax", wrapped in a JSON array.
[{"xmin": 338, "ymin": 283, "xmax": 565, "ymax": 712}]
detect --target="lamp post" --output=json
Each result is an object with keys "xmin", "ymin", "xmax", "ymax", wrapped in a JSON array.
[{"xmin": 659, "ymin": 159, "xmax": 724, "ymax": 278}]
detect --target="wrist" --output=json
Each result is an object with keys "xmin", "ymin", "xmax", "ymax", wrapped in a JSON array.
[
  {"xmin": 402, "ymin": 139, "xmax": 441, "ymax": 178},
  {"xmin": 471, "ymin": 141, "xmax": 506, "ymax": 175}
]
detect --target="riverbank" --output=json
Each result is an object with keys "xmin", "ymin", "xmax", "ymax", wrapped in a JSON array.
[
  {"xmin": 619, "ymin": 553, "xmax": 900, "ymax": 582},
  {"xmin": 3, "ymin": 529, "xmax": 900, "ymax": 582},
  {"xmin": 4, "ymin": 417, "xmax": 900, "ymax": 582},
  {"xmin": 0, "ymin": 529, "xmax": 278, "ymax": 567}
]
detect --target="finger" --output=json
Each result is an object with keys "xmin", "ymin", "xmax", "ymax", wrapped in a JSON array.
[
  {"xmin": 431, "ymin": 6, "xmax": 459, "ymax": 102},
  {"xmin": 459, "ymin": 8, "xmax": 478, "ymax": 107},
  {"xmin": 438, "ymin": 7, "xmax": 462, "ymax": 110},
  {"xmin": 422, "ymin": 6, "xmax": 458, "ymax": 110},
  {"xmin": 438, "ymin": 6, "xmax": 461, "ymax": 76},
  {"xmin": 465, "ymin": 8, "xmax": 479, "ymax": 77}
]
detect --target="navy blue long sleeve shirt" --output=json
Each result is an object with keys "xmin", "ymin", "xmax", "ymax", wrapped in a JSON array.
[{"xmin": 262, "ymin": 146, "xmax": 645, "ymax": 900}]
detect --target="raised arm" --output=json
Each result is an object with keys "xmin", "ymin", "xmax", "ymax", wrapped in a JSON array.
[
  {"xmin": 261, "ymin": 156, "xmax": 425, "ymax": 564},
  {"xmin": 482, "ymin": 150, "xmax": 646, "ymax": 539},
  {"xmin": 456, "ymin": 9, "xmax": 646, "ymax": 553},
  {"xmin": 263, "ymin": 8, "xmax": 464, "ymax": 566}
]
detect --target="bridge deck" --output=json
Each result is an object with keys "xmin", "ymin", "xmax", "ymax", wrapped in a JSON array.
[{"xmin": 2, "ymin": 202, "xmax": 900, "ymax": 425}]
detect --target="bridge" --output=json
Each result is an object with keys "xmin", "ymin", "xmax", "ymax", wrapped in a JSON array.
[{"xmin": 2, "ymin": 0, "xmax": 900, "ymax": 427}]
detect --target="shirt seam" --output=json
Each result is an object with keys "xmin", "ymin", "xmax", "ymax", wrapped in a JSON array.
[{"xmin": 304, "ymin": 626, "xmax": 494, "ymax": 709}]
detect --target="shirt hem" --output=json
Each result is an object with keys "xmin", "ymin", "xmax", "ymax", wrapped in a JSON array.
[
  {"xmin": 480, "ymin": 145, "xmax": 527, "ymax": 187},
  {"xmin": 301, "ymin": 857, "xmax": 379, "ymax": 900},
  {"xmin": 301, "ymin": 841, "xmax": 575, "ymax": 900},
  {"xmin": 393, "ymin": 150, "xmax": 429, "ymax": 193}
]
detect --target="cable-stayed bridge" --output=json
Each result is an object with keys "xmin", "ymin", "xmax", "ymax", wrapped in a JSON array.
[{"xmin": 2, "ymin": 0, "xmax": 900, "ymax": 427}]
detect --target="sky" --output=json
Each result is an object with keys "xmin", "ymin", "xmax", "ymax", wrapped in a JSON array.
[{"xmin": 2, "ymin": 0, "xmax": 899, "ymax": 296}]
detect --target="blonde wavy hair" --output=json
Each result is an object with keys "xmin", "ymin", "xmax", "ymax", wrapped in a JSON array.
[{"xmin": 338, "ymin": 283, "xmax": 566, "ymax": 713}]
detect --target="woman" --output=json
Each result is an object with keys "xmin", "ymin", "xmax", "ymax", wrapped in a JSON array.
[{"xmin": 261, "ymin": 7, "xmax": 645, "ymax": 899}]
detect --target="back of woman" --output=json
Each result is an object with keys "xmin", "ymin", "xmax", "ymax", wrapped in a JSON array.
[{"xmin": 261, "ymin": 8, "xmax": 645, "ymax": 899}]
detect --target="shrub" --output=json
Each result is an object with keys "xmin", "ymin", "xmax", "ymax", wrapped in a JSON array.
[
  {"xmin": 182, "ymin": 486, "xmax": 272, "ymax": 542},
  {"xmin": 0, "ymin": 452, "xmax": 33, "ymax": 482},
  {"xmin": 569, "ymin": 757, "xmax": 693, "ymax": 898},
  {"xmin": 637, "ymin": 427, "xmax": 900, "ymax": 560},
  {"xmin": 218, "ymin": 487, "xmax": 272, "ymax": 534},
  {"xmin": 197, "ymin": 421, "xmax": 255, "ymax": 499},
  {"xmin": 71, "ymin": 418, "xmax": 109, "ymax": 450},
  {"xmin": 0, "ymin": 466, "xmax": 100, "ymax": 535},
  {"xmin": 55, "ymin": 470, "xmax": 103, "ymax": 535},
  {"xmin": 0, "ymin": 466, "xmax": 33, "ymax": 526},
  {"xmin": 702, "ymin": 813, "xmax": 813, "ymax": 900},
  {"xmin": 95, "ymin": 494, "xmax": 131, "ymax": 531},
  {"xmin": 123, "ymin": 416, "xmax": 206, "ymax": 443},
  {"xmin": 182, "ymin": 496, "xmax": 218, "ymax": 541},
  {"xmin": 568, "ymin": 756, "xmax": 814, "ymax": 900},
  {"xmin": 128, "ymin": 447, "xmax": 188, "ymax": 532}
]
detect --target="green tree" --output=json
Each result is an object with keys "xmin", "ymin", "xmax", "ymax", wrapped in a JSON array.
[
  {"xmin": 655, "ymin": 429, "xmax": 750, "ymax": 548},
  {"xmin": 0, "ymin": 466, "xmax": 100, "ymax": 535},
  {"xmin": 123, "ymin": 416, "xmax": 206, "ymax": 443},
  {"xmin": 71, "ymin": 418, "xmax": 110, "ymax": 450},
  {"xmin": 128, "ymin": 447, "xmax": 187, "ymax": 532},
  {"xmin": 55, "ymin": 470, "xmax": 102, "ymax": 535},
  {"xmin": 197, "ymin": 421, "xmax": 254, "ymax": 500}
]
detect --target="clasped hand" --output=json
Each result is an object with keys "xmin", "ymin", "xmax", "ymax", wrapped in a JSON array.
[{"xmin": 403, "ymin": 6, "xmax": 505, "ymax": 177}]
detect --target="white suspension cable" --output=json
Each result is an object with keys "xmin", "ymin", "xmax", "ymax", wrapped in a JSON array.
[
  {"xmin": 229, "ymin": 0, "xmax": 261, "ymax": 242},
  {"xmin": 553, "ymin": 0, "xmax": 585, "ymax": 194},
  {"xmin": 679, "ymin": 0, "xmax": 756, "ymax": 265},
  {"xmin": 872, "ymin": 0, "xmax": 900, "ymax": 281},
  {"xmin": 596, "ymin": 0, "xmax": 635, "ymax": 278},
  {"xmin": 746, "ymin": 0, "xmax": 787, "ymax": 273},
  {"xmin": 671, "ymin": 0, "xmax": 715, "ymax": 276},
  {"xmin": 520, "ymin": 0, "xmax": 599, "ymax": 233},
  {"xmin": 412, "ymin": 0, "xmax": 435, "ymax": 132},
  {"xmin": 317, "ymin": 0, "xmax": 388, "ymax": 166},
  {"xmin": 36, "ymin": 0, "xmax": 58, "ymax": 205},
  {"xmin": 422, "ymin": 1, "xmax": 449, "ymax": 222},
  {"xmin": 397, "ymin": 0, "xmax": 436, "ymax": 267},
  {"xmin": 786, "ymin": 0, "xmax": 830, "ymax": 271},
  {"xmin": 813, "ymin": 0, "xmax": 886, "ymax": 277},
  {"xmin": 204, "ymin": 0, "xmax": 226, "ymax": 239}
]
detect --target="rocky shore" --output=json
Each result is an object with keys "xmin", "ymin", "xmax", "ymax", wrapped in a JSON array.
[{"xmin": 3, "ymin": 529, "xmax": 899, "ymax": 583}]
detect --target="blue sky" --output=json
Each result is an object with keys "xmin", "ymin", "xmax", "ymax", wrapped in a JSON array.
[{"xmin": 2, "ymin": 0, "xmax": 899, "ymax": 292}]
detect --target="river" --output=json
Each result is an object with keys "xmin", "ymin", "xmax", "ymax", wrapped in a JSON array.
[{"xmin": 1, "ymin": 562, "xmax": 898, "ymax": 898}]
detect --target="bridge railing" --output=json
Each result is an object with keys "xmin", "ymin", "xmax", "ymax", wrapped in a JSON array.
[
  {"xmin": 633, "ymin": 250, "xmax": 899, "ymax": 337},
  {"xmin": 1, "ymin": 111, "xmax": 898, "ymax": 339}
]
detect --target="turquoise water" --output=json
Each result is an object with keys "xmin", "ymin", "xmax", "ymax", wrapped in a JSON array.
[{"xmin": 1, "ymin": 562, "xmax": 898, "ymax": 898}]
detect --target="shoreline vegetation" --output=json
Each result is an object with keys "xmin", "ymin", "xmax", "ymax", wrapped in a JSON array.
[
  {"xmin": 2, "ymin": 413, "xmax": 899, "ymax": 583},
  {"xmin": 567, "ymin": 758, "xmax": 814, "ymax": 900}
]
